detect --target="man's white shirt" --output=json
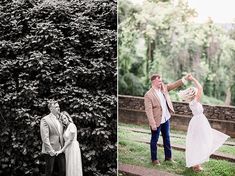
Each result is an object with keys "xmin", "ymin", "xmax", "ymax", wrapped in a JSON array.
[
  {"xmin": 51, "ymin": 113, "xmax": 62, "ymax": 134},
  {"xmin": 154, "ymin": 89, "xmax": 171, "ymax": 124},
  {"xmin": 51, "ymin": 113, "xmax": 62, "ymax": 149}
]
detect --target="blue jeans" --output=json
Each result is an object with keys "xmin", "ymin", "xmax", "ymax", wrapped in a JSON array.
[{"xmin": 150, "ymin": 120, "xmax": 172, "ymax": 161}]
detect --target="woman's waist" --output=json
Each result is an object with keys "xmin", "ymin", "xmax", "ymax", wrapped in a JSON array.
[
  {"xmin": 192, "ymin": 112, "xmax": 204, "ymax": 116},
  {"xmin": 64, "ymin": 139, "xmax": 79, "ymax": 143},
  {"xmin": 65, "ymin": 141, "xmax": 80, "ymax": 150}
]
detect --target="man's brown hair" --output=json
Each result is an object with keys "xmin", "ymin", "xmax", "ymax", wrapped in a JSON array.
[{"xmin": 150, "ymin": 74, "xmax": 161, "ymax": 81}]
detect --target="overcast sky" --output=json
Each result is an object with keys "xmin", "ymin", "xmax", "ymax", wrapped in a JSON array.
[
  {"xmin": 188, "ymin": 0, "xmax": 235, "ymax": 23},
  {"xmin": 127, "ymin": 0, "xmax": 235, "ymax": 23}
]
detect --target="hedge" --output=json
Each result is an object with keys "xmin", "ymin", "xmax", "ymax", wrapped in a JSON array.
[{"xmin": 0, "ymin": 0, "xmax": 117, "ymax": 175}]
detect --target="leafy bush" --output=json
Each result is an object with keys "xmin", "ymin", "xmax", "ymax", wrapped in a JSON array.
[
  {"xmin": 118, "ymin": 72, "xmax": 145, "ymax": 96},
  {"xmin": 0, "ymin": 0, "xmax": 117, "ymax": 175}
]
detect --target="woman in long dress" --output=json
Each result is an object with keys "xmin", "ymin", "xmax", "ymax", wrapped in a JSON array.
[
  {"xmin": 57, "ymin": 111, "xmax": 83, "ymax": 176},
  {"xmin": 178, "ymin": 75, "xmax": 229, "ymax": 172}
]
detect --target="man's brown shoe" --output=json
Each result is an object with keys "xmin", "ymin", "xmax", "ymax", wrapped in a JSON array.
[
  {"xmin": 152, "ymin": 160, "xmax": 160, "ymax": 166},
  {"xmin": 165, "ymin": 158, "xmax": 176, "ymax": 163}
]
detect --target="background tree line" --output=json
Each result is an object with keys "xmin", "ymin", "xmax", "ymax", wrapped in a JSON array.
[{"xmin": 118, "ymin": 0, "xmax": 235, "ymax": 106}]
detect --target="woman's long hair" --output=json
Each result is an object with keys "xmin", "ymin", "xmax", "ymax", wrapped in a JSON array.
[
  {"xmin": 60, "ymin": 111, "xmax": 74, "ymax": 123},
  {"xmin": 178, "ymin": 87, "xmax": 198, "ymax": 103}
]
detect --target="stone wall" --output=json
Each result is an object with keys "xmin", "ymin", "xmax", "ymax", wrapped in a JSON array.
[{"xmin": 118, "ymin": 95, "xmax": 235, "ymax": 137}]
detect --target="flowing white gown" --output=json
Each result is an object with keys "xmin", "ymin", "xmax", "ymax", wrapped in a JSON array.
[
  {"xmin": 186, "ymin": 99, "xmax": 229, "ymax": 167},
  {"xmin": 64, "ymin": 123, "xmax": 83, "ymax": 176}
]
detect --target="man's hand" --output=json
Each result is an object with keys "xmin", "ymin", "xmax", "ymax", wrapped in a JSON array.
[
  {"xmin": 182, "ymin": 73, "xmax": 192, "ymax": 85},
  {"xmin": 184, "ymin": 73, "xmax": 192, "ymax": 80},
  {"xmin": 188, "ymin": 74, "xmax": 194, "ymax": 81},
  {"xmin": 151, "ymin": 124, "xmax": 157, "ymax": 131}
]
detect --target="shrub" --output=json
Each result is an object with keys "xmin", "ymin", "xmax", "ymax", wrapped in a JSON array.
[{"xmin": 119, "ymin": 73, "xmax": 145, "ymax": 96}]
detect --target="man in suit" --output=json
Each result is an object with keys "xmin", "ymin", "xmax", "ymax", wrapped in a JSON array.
[
  {"xmin": 144, "ymin": 73, "xmax": 189, "ymax": 165},
  {"xmin": 40, "ymin": 100, "xmax": 65, "ymax": 176}
]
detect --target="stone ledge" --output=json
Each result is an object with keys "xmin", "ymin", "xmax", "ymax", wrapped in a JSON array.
[
  {"xmin": 118, "ymin": 95, "xmax": 235, "ymax": 137},
  {"xmin": 118, "ymin": 95, "xmax": 235, "ymax": 122}
]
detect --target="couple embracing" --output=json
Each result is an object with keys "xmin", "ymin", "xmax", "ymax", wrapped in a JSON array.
[
  {"xmin": 40, "ymin": 100, "xmax": 83, "ymax": 176},
  {"xmin": 144, "ymin": 73, "xmax": 229, "ymax": 172}
]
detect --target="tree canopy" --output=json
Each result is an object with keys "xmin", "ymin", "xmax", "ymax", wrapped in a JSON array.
[{"xmin": 118, "ymin": 0, "xmax": 235, "ymax": 106}]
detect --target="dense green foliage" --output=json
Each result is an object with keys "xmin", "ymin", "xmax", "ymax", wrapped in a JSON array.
[
  {"xmin": 0, "ymin": 0, "xmax": 117, "ymax": 175},
  {"xmin": 118, "ymin": 0, "xmax": 235, "ymax": 106}
]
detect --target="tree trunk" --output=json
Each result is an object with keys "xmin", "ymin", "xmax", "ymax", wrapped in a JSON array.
[
  {"xmin": 225, "ymin": 86, "xmax": 231, "ymax": 105},
  {"xmin": 146, "ymin": 38, "xmax": 150, "ymax": 76},
  {"xmin": 146, "ymin": 37, "xmax": 156, "ymax": 75}
]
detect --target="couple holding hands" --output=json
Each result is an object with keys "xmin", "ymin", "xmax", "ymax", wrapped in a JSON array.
[
  {"xmin": 40, "ymin": 100, "xmax": 83, "ymax": 176},
  {"xmin": 144, "ymin": 73, "xmax": 229, "ymax": 172}
]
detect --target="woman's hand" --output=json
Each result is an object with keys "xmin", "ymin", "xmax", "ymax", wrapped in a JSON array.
[
  {"xmin": 182, "ymin": 73, "xmax": 193, "ymax": 83},
  {"xmin": 188, "ymin": 74, "xmax": 194, "ymax": 81},
  {"xmin": 56, "ymin": 150, "xmax": 63, "ymax": 156}
]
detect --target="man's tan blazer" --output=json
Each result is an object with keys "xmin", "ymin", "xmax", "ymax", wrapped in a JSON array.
[
  {"xmin": 144, "ymin": 79, "xmax": 183, "ymax": 129},
  {"xmin": 40, "ymin": 113, "xmax": 64, "ymax": 155}
]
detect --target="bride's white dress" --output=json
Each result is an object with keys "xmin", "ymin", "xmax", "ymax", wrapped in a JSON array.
[
  {"xmin": 64, "ymin": 123, "xmax": 83, "ymax": 176},
  {"xmin": 186, "ymin": 99, "xmax": 229, "ymax": 167}
]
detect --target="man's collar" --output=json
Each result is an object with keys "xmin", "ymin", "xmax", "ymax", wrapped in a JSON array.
[
  {"xmin": 50, "ymin": 113, "xmax": 58, "ymax": 119},
  {"xmin": 153, "ymin": 87, "xmax": 160, "ymax": 92}
]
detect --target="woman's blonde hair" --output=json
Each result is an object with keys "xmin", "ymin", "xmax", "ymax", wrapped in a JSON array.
[
  {"xmin": 178, "ymin": 87, "xmax": 198, "ymax": 103},
  {"xmin": 60, "ymin": 111, "xmax": 74, "ymax": 123}
]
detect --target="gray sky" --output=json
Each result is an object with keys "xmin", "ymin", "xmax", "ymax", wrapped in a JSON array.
[{"xmin": 128, "ymin": 0, "xmax": 235, "ymax": 23}]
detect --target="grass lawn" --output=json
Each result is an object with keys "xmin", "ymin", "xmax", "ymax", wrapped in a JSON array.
[
  {"xmin": 119, "ymin": 122, "xmax": 235, "ymax": 144},
  {"xmin": 119, "ymin": 124, "xmax": 235, "ymax": 156},
  {"xmin": 118, "ymin": 124, "xmax": 235, "ymax": 176}
]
